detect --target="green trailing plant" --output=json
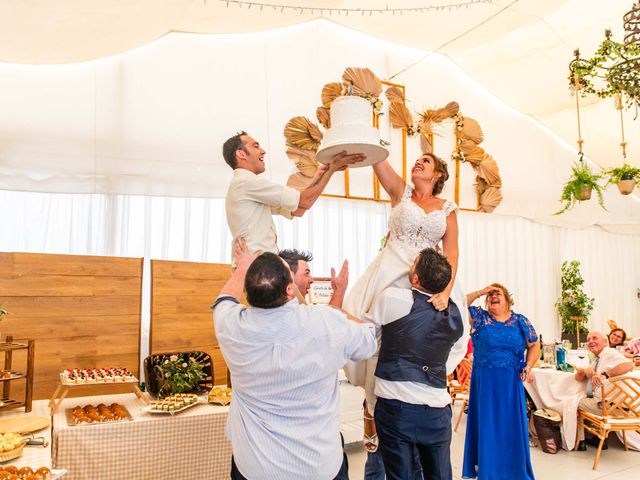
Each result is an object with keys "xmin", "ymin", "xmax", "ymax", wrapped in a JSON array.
[
  {"xmin": 604, "ymin": 163, "xmax": 640, "ymax": 185},
  {"xmin": 555, "ymin": 261, "xmax": 594, "ymax": 335},
  {"xmin": 555, "ymin": 159, "xmax": 606, "ymax": 215},
  {"xmin": 154, "ymin": 354, "xmax": 206, "ymax": 398},
  {"xmin": 568, "ymin": 31, "xmax": 640, "ymax": 105}
]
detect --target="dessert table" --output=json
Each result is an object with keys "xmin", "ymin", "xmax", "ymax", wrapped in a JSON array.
[
  {"xmin": 51, "ymin": 393, "xmax": 232, "ymax": 480},
  {"xmin": 525, "ymin": 367, "xmax": 640, "ymax": 451}
]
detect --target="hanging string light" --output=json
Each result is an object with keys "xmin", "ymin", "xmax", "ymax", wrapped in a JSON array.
[{"xmin": 218, "ymin": 0, "xmax": 495, "ymax": 15}]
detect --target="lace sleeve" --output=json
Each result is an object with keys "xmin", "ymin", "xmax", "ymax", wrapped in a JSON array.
[
  {"xmin": 442, "ymin": 200, "xmax": 459, "ymax": 216},
  {"xmin": 516, "ymin": 313, "xmax": 538, "ymax": 343},
  {"xmin": 468, "ymin": 306, "xmax": 485, "ymax": 331}
]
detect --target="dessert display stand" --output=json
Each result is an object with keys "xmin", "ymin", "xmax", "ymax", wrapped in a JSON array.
[
  {"xmin": 49, "ymin": 376, "xmax": 148, "ymax": 415},
  {"xmin": 0, "ymin": 336, "xmax": 35, "ymax": 413}
]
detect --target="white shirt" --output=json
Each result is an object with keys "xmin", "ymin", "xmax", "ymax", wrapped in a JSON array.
[
  {"xmin": 591, "ymin": 346, "xmax": 632, "ymax": 400},
  {"xmin": 225, "ymin": 168, "xmax": 300, "ymax": 260},
  {"xmin": 372, "ymin": 287, "xmax": 469, "ymax": 408},
  {"xmin": 213, "ymin": 297, "xmax": 376, "ymax": 480}
]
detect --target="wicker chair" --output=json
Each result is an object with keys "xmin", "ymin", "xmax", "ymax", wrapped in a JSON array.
[
  {"xmin": 449, "ymin": 357, "xmax": 472, "ymax": 432},
  {"xmin": 575, "ymin": 375, "xmax": 640, "ymax": 469}
]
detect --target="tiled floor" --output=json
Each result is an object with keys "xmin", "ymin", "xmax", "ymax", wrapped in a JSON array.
[{"xmin": 345, "ymin": 404, "xmax": 640, "ymax": 479}]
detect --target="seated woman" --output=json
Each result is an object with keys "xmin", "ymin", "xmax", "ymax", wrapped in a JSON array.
[
  {"xmin": 622, "ymin": 336, "xmax": 640, "ymax": 364},
  {"xmin": 607, "ymin": 328, "xmax": 627, "ymax": 349}
]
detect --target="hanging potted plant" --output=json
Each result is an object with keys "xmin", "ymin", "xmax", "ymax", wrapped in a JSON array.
[
  {"xmin": 604, "ymin": 163, "xmax": 640, "ymax": 195},
  {"xmin": 555, "ymin": 158, "xmax": 606, "ymax": 215},
  {"xmin": 555, "ymin": 261, "xmax": 594, "ymax": 346}
]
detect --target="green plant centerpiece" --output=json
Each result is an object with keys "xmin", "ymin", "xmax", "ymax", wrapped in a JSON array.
[
  {"xmin": 555, "ymin": 260, "xmax": 594, "ymax": 345},
  {"xmin": 154, "ymin": 354, "xmax": 206, "ymax": 398},
  {"xmin": 604, "ymin": 163, "xmax": 640, "ymax": 195},
  {"xmin": 555, "ymin": 158, "xmax": 606, "ymax": 214}
]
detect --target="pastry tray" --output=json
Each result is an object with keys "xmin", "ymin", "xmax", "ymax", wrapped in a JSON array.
[
  {"xmin": 65, "ymin": 406, "xmax": 133, "ymax": 426},
  {"xmin": 143, "ymin": 398, "xmax": 201, "ymax": 415},
  {"xmin": 59, "ymin": 373, "xmax": 139, "ymax": 386}
]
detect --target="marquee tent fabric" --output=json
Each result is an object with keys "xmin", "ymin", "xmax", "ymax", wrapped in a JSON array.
[
  {"xmin": 1, "ymin": 0, "xmax": 639, "ymax": 179},
  {"xmin": 1, "ymin": 16, "xmax": 639, "ymax": 232}
]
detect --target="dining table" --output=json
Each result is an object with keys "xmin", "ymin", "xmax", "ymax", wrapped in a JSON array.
[{"xmin": 525, "ymin": 366, "xmax": 640, "ymax": 451}]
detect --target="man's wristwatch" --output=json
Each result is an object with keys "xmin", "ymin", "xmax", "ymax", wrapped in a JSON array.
[{"xmin": 601, "ymin": 371, "xmax": 609, "ymax": 379}]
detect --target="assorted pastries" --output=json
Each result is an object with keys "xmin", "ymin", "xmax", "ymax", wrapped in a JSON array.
[
  {"xmin": 69, "ymin": 403, "xmax": 131, "ymax": 424},
  {"xmin": 0, "ymin": 370, "xmax": 13, "ymax": 379},
  {"xmin": 0, "ymin": 466, "xmax": 52, "ymax": 479},
  {"xmin": 208, "ymin": 386, "xmax": 232, "ymax": 405},
  {"xmin": 62, "ymin": 368, "xmax": 134, "ymax": 384},
  {"xmin": 0, "ymin": 433, "xmax": 25, "ymax": 452},
  {"xmin": 149, "ymin": 394, "xmax": 198, "ymax": 412}
]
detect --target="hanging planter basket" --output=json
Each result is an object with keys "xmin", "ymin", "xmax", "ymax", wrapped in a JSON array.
[
  {"xmin": 578, "ymin": 184, "xmax": 592, "ymax": 201},
  {"xmin": 617, "ymin": 178, "xmax": 637, "ymax": 195}
]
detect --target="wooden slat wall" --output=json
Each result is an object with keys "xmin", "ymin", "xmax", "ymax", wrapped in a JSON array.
[
  {"xmin": 150, "ymin": 260, "xmax": 231, "ymax": 385},
  {"xmin": 0, "ymin": 252, "xmax": 143, "ymax": 400}
]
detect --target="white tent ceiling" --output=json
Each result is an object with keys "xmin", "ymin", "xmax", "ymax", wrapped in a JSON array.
[
  {"xmin": 1, "ymin": 0, "xmax": 639, "ymax": 233},
  {"xmin": 2, "ymin": 0, "xmax": 639, "ymax": 172}
]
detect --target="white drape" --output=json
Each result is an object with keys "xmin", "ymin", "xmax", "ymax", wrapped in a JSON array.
[
  {"xmin": 2, "ymin": 23, "xmax": 639, "ymax": 233},
  {"xmin": 2, "ymin": 189, "xmax": 639, "ymax": 341}
]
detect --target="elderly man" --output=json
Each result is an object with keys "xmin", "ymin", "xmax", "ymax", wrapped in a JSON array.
[
  {"xmin": 222, "ymin": 132, "xmax": 364, "ymax": 263},
  {"xmin": 212, "ymin": 239, "xmax": 376, "ymax": 480},
  {"xmin": 574, "ymin": 330, "xmax": 634, "ymax": 450}
]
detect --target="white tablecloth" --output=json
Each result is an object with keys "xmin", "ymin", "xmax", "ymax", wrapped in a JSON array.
[
  {"xmin": 52, "ymin": 393, "xmax": 231, "ymax": 480},
  {"xmin": 525, "ymin": 368, "xmax": 640, "ymax": 451}
]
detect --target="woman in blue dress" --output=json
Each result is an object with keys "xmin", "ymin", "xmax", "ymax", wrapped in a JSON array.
[{"xmin": 462, "ymin": 283, "xmax": 540, "ymax": 480}]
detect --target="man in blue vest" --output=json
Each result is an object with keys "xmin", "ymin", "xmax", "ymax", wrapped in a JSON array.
[{"xmin": 372, "ymin": 248, "xmax": 466, "ymax": 480}]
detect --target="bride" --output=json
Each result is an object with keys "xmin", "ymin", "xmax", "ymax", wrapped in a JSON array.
[{"xmin": 343, "ymin": 151, "xmax": 468, "ymax": 454}]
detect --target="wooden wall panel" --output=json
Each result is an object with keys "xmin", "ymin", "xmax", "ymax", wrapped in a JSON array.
[
  {"xmin": 0, "ymin": 252, "xmax": 142, "ymax": 400},
  {"xmin": 150, "ymin": 260, "xmax": 231, "ymax": 385}
]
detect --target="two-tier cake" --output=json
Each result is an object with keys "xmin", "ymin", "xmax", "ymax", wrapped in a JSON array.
[{"xmin": 316, "ymin": 95, "xmax": 389, "ymax": 167}]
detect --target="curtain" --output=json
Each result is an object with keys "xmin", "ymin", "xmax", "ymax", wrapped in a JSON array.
[{"xmin": 2, "ymin": 189, "xmax": 639, "ymax": 341}]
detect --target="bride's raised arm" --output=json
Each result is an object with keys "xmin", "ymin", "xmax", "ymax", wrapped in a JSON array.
[{"xmin": 372, "ymin": 160, "xmax": 406, "ymax": 206}]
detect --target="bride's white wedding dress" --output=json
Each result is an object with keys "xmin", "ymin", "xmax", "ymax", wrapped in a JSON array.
[{"xmin": 343, "ymin": 184, "xmax": 468, "ymax": 411}]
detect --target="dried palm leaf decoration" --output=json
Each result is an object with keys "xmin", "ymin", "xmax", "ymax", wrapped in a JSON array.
[
  {"xmin": 385, "ymin": 86, "xmax": 405, "ymax": 104},
  {"xmin": 283, "ymin": 116, "xmax": 323, "ymax": 152},
  {"xmin": 419, "ymin": 101, "xmax": 460, "ymax": 125},
  {"xmin": 286, "ymin": 145, "xmax": 319, "ymax": 179},
  {"xmin": 316, "ymin": 107, "xmax": 331, "ymax": 129},
  {"xmin": 389, "ymin": 103, "xmax": 414, "ymax": 130},
  {"xmin": 420, "ymin": 134, "xmax": 433, "ymax": 154},
  {"xmin": 479, "ymin": 187, "xmax": 503, "ymax": 213},
  {"xmin": 477, "ymin": 155, "xmax": 501, "ymax": 187},
  {"xmin": 321, "ymin": 83, "xmax": 343, "ymax": 108},
  {"xmin": 342, "ymin": 67, "xmax": 382, "ymax": 97},
  {"xmin": 461, "ymin": 117, "xmax": 484, "ymax": 144}
]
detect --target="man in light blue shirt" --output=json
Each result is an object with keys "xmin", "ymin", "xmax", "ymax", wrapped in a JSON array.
[{"xmin": 213, "ymin": 239, "xmax": 376, "ymax": 480}]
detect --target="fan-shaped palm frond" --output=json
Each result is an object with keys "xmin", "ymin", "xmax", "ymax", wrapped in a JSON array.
[
  {"xmin": 461, "ymin": 117, "xmax": 484, "ymax": 144},
  {"xmin": 283, "ymin": 116, "xmax": 323, "ymax": 151},
  {"xmin": 321, "ymin": 83, "xmax": 343, "ymax": 108},
  {"xmin": 342, "ymin": 67, "xmax": 382, "ymax": 97},
  {"xmin": 316, "ymin": 107, "xmax": 331, "ymax": 129},
  {"xmin": 286, "ymin": 145, "xmax": 319, "ymax": 178},
  {"xmin": 385, "ymin": 86, "xmax": 405, "ymax": 104},
  {"xmin": 389, "ymin": 103, "xmax": 414, "ymax": 130}
]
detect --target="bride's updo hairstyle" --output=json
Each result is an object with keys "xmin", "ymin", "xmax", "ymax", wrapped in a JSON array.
[{"xmin": 428, "ymin": 153, "xmax": 449, "ymax": 195}]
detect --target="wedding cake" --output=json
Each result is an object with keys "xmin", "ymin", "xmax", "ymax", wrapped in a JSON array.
[{"xmin": 316, "ymin": 95, "xmax": 389, "ymax": 167}]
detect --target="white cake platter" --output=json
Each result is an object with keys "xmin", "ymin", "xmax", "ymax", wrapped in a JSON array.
[{"xmin": 316, "ymin": 143, "xmax": 389, "ymax": 167}]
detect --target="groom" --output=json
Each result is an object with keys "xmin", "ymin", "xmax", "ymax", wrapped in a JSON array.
[{"xmin": 371, "ymin": 248, "xmax": 466, "ymax": 480}]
